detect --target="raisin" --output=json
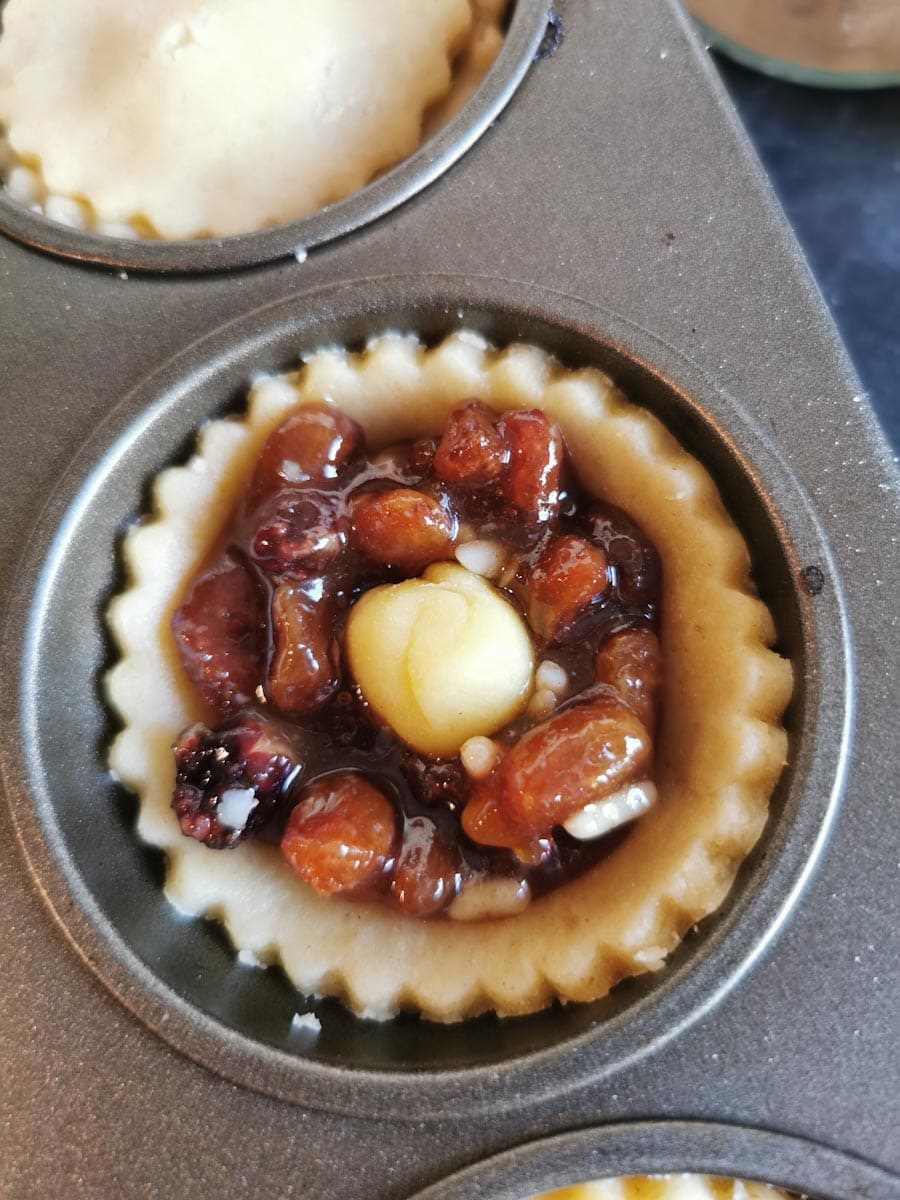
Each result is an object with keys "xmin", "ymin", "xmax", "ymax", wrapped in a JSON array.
[
  {"xmin": 494, "ymin": 690, "xmax": 652, "ymax": 837},
  {"xmin": 580, "ymin": 504, "xmax": 661, "ymax": 612},
  {"xmin": 594, "ymin": 627, "xmax": 661, "ymax": 731},
  {"xmin": 401, "ymin": 754, "xmax": 469, "ymax": 812},
  {"xmin": 172, "ymin": 552, "xmax": 266, "ymax": 713},
  {"xmin": 281, "ymin": 774, "xmax": 397, "ymax": 895},
  {"xmin": 408, "ymin": 437, "xmax": 438, "ymax": 476},
  {"xmin": 172, "ymin": 716, "xmax": 301, "ymax": 848},
  {"xmin": 249, "ymin": 404, "xmax": 364, "ymax": 504},
  {"xmin": 519, "ymin": 533, "xmax": 609, "ymax": 642},
  {"xmin": 248, "ymin": 488, "xmax": 346, "ymax": 575},
  {"xmin": 433, "ymin": 402, "xmax": 507, "ymax": 487},
  {"xmin": 461, "ymin": 781, "xmax": 552, "ymax": 866},
  {"xmin": 496, "ymin": 410, "xmax": 564, "ymax": 524},
  {"xmin": 266, "ymin": 580, "xmax": 340, "ymax": 714},
  {"xmin": 349, "ymin": 487, "xmax": 456, "ymax": 573},
  {"xmin": 390, "ymin": 817, "xmax": 461, "ymax": 915}
]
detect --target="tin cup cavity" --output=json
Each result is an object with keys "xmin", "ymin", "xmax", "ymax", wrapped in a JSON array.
[
  {"xmin": 0, "ymin": 277, "xmax": 851, "ymax": 1118},
  {"xmin": 405, "ymin": 1122, "xmax": 898, "ymax": 1200},
  {"xmin": 0, "ymin": 1, "xmax": 549, "ymax": 273}
]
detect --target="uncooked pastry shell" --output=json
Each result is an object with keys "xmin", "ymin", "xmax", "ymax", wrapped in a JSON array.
[
  {"xmin": 530, "ymin": 1175, "xmax": 789, "ymax": 1200},
  {"xmin": 105, "ymin": 332, "xmax": 792, "ymax": 1022}
]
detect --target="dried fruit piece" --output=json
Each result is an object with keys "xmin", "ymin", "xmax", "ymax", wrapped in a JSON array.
[
  {"xmin": 390, "ymin": 817, "xmax": 461, "ymax": 916},
  {"xmin": 400, "ymin": 754, "xmax": 468, "ymax": 810},
  {"xmin": 580, "ymin": 504, "xmax": 661, "ymax": 612},
  {"xmin": 349, "ymin": 487, "xmax": 456, "ymax": 573},
  {"xmin": 408, "ymin": 436, "xmax": 438, "ymax": 476},
  {"xmin": 520, "ymin": 533, "xmax": 609, "ymax": 642},
  {"xmin": 249, "ymin": 404, "xmax": 364, "ymax": 504},
  {"xmin": 461, "ymin": 782, "xmax": 551, "ymax": 865},
  {"xmin": 433, "ymin": 401, "xmax": 507, "ymax": 487},
  {"xmin": 172, "ymin": 552, "xmax": 266, "ymax": 712},
  {"xmin": 594, "ymin": 627, "xmax": 662, "ymax": 731},
  {"xmin": 281, "ymin": 774, "xmax": 397, "ymax": 895},
  {"xmin": 173, "ymin": 716, "xmax": 302, "ymax": 848},
  {"xmin": 266, "ymin": 580, "xmax": 340, "ymax": 714},
  {"xmin": 494, "ymin": 690, "xmax": 652, "ymax": 837},
  {"xmin": 497, "ymin": 409, "xmax": 563, "ymax": 523},
  {"xmin": 248, "ymin": 488, "xmax": 346, "ymax": 575}
]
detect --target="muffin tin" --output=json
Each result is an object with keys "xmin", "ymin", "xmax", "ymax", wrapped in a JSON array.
[{"xmin": 1, "ymin": 1, "xmax": 897, "ymax": 1198}]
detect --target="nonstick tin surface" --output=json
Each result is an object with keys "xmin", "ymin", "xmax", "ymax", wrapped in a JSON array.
[{"xmin": 0, "ymin": 1, "xmax": 898, "ymax": 1198}]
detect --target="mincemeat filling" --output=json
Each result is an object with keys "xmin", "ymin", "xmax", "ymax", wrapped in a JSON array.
[{"xmin": 171, "ymin": 400, "xmax": 662, "ymax": 920}]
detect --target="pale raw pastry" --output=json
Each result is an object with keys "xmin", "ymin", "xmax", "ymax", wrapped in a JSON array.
[
  {"xmin": 0, "ymin": 0, "xmax": 505, "ymax": 239},
  {"xmin": 425, "ymin": 0, "xmax": 508, "ymax": 132},
  {"xmin": 346, "ymin": 563, "xmax": 536, "ymax": 758},
  {"xmin": 105, "ymin": 333, "xmax": 792, "ymax": 1022},
  {"xmin": 530, "ymin": 1175, "xmax": 790, "ymax": 1200}
]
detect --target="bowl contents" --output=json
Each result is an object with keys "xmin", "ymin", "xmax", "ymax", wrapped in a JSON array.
[
  {"xmin": 529, "ymin": 1176, "xmax": 791, "ymax": 1200},
  {"xmin": 169, "ymin": 398, "xmax": 662, "ymax": 919},
  {"xmin": 0, "ymin": 0, "xmax": 506, "ymax": 239},
  {"xmin": 106, "ymin": 332, "xmax": 792, "ymax": 1021}
]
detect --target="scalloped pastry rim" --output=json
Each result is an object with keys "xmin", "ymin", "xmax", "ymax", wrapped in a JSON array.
[{"xmin": 104, "ymin": 331, "xmax": 793, "ymax": 1022}]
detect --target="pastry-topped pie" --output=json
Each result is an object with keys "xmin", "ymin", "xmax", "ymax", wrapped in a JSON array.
[
  {"xmin": 530, "ymin": 1176, "xmax": 791, "ymax": 1200},
  {"xmin": 0, "ymin": 0, "xmax": 506, "ymax": 239},
  {"xmin": 105, "ymin": 333, "xmax": 792, "ymax": 1021}
]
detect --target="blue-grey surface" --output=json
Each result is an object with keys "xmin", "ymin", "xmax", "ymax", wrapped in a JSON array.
[{"xmin": 719, "ymin": 56, "xmax": 900, "ymax": 451}]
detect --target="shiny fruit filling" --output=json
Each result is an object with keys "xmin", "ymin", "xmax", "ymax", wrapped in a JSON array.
[{"xmin": 171, "ymin": 400, "xmax": 662, "ymax": 920}]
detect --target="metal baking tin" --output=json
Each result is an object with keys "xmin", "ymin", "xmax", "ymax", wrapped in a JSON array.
[
  {"xmin": 1, "ymin": 1, "xmax": 898, "ymax": 1197},
  {"xmin": 408, "ymin": 1124, "xmax": 900, "ymax": 1200}
]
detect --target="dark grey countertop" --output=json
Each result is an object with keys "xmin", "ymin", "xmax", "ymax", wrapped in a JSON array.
[{"xmin": 718, "ymin": 55, "xmax": 900, "ymax": 452}]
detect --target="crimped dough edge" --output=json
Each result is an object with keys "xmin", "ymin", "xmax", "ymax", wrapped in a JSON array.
[
  {"xmin": 105, "ymin": 332, "xmax": 793, "ymax": 1023},
  {"xmin": 531, "ymin": 1175, "xmax": 790, "ymax": 1200},
  {"xmin": 0, "ymin": 0, "xmax": 506, "ymax": 240}
]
